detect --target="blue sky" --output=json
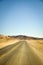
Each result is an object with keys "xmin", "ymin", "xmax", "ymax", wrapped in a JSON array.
[{"xmin": 0, "ymin": 0, "xmax": 43, "ymax": 37}]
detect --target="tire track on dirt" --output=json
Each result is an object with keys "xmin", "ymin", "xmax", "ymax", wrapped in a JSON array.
[{"xmin": 0, "ymin": 41, "xmax": 43, "ymax": 65}]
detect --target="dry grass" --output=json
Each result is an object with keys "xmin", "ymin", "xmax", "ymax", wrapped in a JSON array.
[
  {"xmin": 26, "ymin": 40, "xmax": 43, "ymax": 61},
  {"xmin": 0, "ymin": 38, "xmax": 20, "ymax": 48},
  {"xmin": 27, "ymin": 40, "xmax": 43, "ymax": 52}
]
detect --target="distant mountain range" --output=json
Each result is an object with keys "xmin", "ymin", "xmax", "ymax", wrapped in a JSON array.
[
  {"xmin": 0, "ymin": 34, "xmax": 43, "ymax": 40},
  {"xmin": 8, "ymin": 35, "xmax": 43, "ymax": 40}
]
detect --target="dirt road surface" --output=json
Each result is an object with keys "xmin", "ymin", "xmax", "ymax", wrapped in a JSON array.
[{"xmin": 0, "ymin": 41, "xmax": 43, "ymax": 65}]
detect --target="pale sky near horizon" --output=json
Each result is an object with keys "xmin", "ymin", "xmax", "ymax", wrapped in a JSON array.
[{"xmin": 0, "ymin": 0, "xmax": 43, "ymax": 38}]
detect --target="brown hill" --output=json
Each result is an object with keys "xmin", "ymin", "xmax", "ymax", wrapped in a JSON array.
[{"xmin": 8, "ymin": 35, "xmax": 43, "ymax": 40}]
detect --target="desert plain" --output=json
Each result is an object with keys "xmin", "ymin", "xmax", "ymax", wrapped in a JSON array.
[{"xmin": 0, "ymin": 35, "xmax": 43, "ymax": 65}]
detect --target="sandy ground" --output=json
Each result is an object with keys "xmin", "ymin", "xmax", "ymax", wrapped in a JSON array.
[
  {"xmin": 26, "ymin": 40, "xmax": 43, "ymax": 61},
  {"xmin": 0, "ymin": 39, "xmax": 20, "ymax": 48},
  {"xmin": 0, "ymin": 41, "xmax": 43, "ymax": 65}
]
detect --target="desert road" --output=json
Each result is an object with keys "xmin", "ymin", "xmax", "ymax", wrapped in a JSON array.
[{"xmin": 0, "ymin": 41, "xmax": 43, "ymax": 65}]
